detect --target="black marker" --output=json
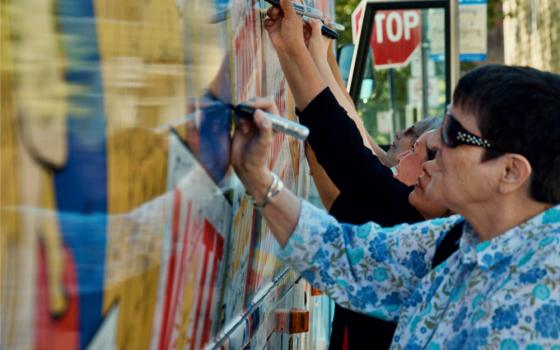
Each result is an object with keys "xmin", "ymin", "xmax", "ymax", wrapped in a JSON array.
[
  {"xmin": 229, "ymin": 104, "xmax": 309, "ymax": 141},
  {"xmin": 264, "ymin": 0, "xmax": 339, "ymax": 40},
  {"xmin": 318, "ymin": 25, "xmax": 339, "ymax": 40}
]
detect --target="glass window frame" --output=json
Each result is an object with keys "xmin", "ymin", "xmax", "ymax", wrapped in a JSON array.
[{"xmin": 348, "ymin": 0, "xmax": 455, "ymax": 107}]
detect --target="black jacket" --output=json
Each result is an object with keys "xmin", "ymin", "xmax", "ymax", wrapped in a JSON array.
[{"xmin": 298, "ymin": 88, "xmax": 423, "ymax": 227}]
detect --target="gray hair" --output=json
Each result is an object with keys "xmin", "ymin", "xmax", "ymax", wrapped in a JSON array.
[{"xmin": 412, "ymin": 117, "xmax": 441, "ymax": 139}]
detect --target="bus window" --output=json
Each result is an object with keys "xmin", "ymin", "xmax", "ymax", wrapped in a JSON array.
[{"xmin": 349, "ymin": 1, "xmax": 456, "ymax": 146}]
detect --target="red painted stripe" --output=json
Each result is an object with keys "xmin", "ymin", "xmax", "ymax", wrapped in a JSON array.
[
  {"xmin": 35, "ymin": 244, "xmax": 79, "ymax": 350},
  {"xmin": 243, "ymin": 212, "xmax": 257, "ymax": 309},
  {"xmin": 158, "ymin": 189, "xmax": 181, "ymax": 350},
  {"xmin": 166, "ymin": 200, "xmax": 192, "ymax": 347},
  {"xmin": 200, "ymin": 222, "xmax": 225, "ymax": 344},
  {"xmin": 190, "ymin": 221, "xmax": 214, "ymax": 349}
]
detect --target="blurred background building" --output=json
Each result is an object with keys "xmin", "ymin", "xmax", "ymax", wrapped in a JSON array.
[{"xmin": 503, "ymin": 0, "xmax": 559, "ymax": 72}]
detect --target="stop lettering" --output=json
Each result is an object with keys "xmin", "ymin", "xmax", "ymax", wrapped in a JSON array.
[{"xmin": 371, "ymin": 10, "xmax": 421, "ymax": 68}]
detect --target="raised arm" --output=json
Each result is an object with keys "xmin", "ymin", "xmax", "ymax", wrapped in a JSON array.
[
  {"xmin": 262, "ymin": 0, "xmax": 418, "ymax": 221},
  {"xmin": 276, "ymin": 201, "xmax": 460, "ymax": 318},
  {"xmin": 232, "ymin": 98, "xmax": 301, "ymax": 246},
  {"xmin": 307, "ymin": 22, "xmax": 389, "ymax": 166},
  {"xmin": 306, "ymin": 19, "xmax": 372, "ymax": 151},
  {"xmin": 326, "ymin": 40, "xmax": 354, "ymax": 107},
  {"xmin": 263, "ymin": 0, "xmax": 326, "ymax": 111},
  {"xmin": 297, "ymin": 87, "xmax": 414, "ymax": 207},
  {"xmin": 367, "ymin": 134, "xmax": 393, "ymax": 167},
  {"xmin": 305, "ymin": 142, "xmax": 340, "ymax": 210}
]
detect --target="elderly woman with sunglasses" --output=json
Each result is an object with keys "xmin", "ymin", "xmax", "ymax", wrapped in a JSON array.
[{"xmin": 232, "ymin": 1, "xmax": 560, "ymax": 348}]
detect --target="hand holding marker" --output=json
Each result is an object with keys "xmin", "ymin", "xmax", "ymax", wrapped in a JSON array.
[
  {"xmin": 212, "ymin": 0, "xmax": 343, "ymax": 38},
  {"xmin": 217, "ymin": 0, "xmax": 337, "ymax": 141},
  {"xmin": 230, "ymin": 103, "xmax": 309, "ymax": 141},
  {"xmin": 263, "ymin": 0, "xmax": 340, "ymax": 39}
]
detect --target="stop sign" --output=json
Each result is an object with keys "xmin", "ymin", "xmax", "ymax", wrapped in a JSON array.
[{"xmin": 352, "ymin": 6, "xmax": 421, "ymax": 69}]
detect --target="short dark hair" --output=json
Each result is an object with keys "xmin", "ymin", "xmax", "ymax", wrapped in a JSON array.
[{"xmin": 453, "ymin": 64, "xmax": 560, "ymax": 204}]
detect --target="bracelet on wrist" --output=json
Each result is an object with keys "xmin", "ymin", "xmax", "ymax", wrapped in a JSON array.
[{"xmin": 249, "ymin": 172, "xmax": 284, "ymax": 209}]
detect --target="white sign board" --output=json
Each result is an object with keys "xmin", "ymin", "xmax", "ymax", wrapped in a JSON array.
[
  {"xmin": 459, "ymin": 0, "xmax": 488, "ymax": 61},
  {"xmin": 428, "ymin": 0, "xmax": 488, "ymax": 62},
  {"xmin": 427, "ymin": 9, "xmax": 445, "ymax": 61},
  {"xmin": 407, "ymin": 78, "xmax": 440, "ymax": 107},
  {"xmin": 376, "ymin": 110, "xmax": 394, "ymax": 135}
]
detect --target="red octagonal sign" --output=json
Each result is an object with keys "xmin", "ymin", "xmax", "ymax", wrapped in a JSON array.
[{"xmin": 353, "ymin": 7, "xmax": 421, "ymax": 69}]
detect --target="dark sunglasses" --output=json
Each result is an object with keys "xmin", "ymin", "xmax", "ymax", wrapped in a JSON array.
[{"xmin": 442, "ymin": 113, "xmax": 502, "ymax": 150}]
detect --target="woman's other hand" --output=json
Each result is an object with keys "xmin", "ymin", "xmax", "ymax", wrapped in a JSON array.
[
  {"xmin": 264, "ymin": 0, "xmax": 306, "ymax": 55},
  {"xmin": 307, "ymin": 18, "xmax": 330, "ymax": 63},
  {"xmin": 232, "ymin": 97, "xmax": 277, "ymax": 195}
]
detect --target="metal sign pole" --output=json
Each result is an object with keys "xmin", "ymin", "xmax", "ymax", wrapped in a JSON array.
[{"xmin": 449, "ymin": 0, "xmax": 460, "ymax": 92}]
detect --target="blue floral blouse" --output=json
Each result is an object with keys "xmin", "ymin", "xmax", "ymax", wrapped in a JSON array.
[{"xmin": 277, "ymin": 201, "xmax": 560, "ymax": 349}]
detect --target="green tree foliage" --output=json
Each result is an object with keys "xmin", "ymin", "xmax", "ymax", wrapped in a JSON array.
[{"xmin": 335, "ymin": 0, "xmax": 362, "ymax": 45}]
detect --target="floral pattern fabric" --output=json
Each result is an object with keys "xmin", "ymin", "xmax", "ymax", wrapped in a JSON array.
[{"xmin": 277, "ymin": 201, "xmax": 560, "ymax": 349}]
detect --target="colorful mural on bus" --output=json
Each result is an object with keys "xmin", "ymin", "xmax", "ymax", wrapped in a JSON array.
[{"xmin": 1, "ymin": 0, "xmax": 334, "ymax": 349}]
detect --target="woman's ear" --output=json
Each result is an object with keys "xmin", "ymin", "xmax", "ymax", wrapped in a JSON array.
[{"xmin": 498, "ymin": 154, "xmax": 532, "ymax": 194}]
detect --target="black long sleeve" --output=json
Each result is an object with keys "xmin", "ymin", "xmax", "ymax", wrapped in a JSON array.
[{"xmin": 298, "ymin": 88, "xmax": 422, "ymax": 226}]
